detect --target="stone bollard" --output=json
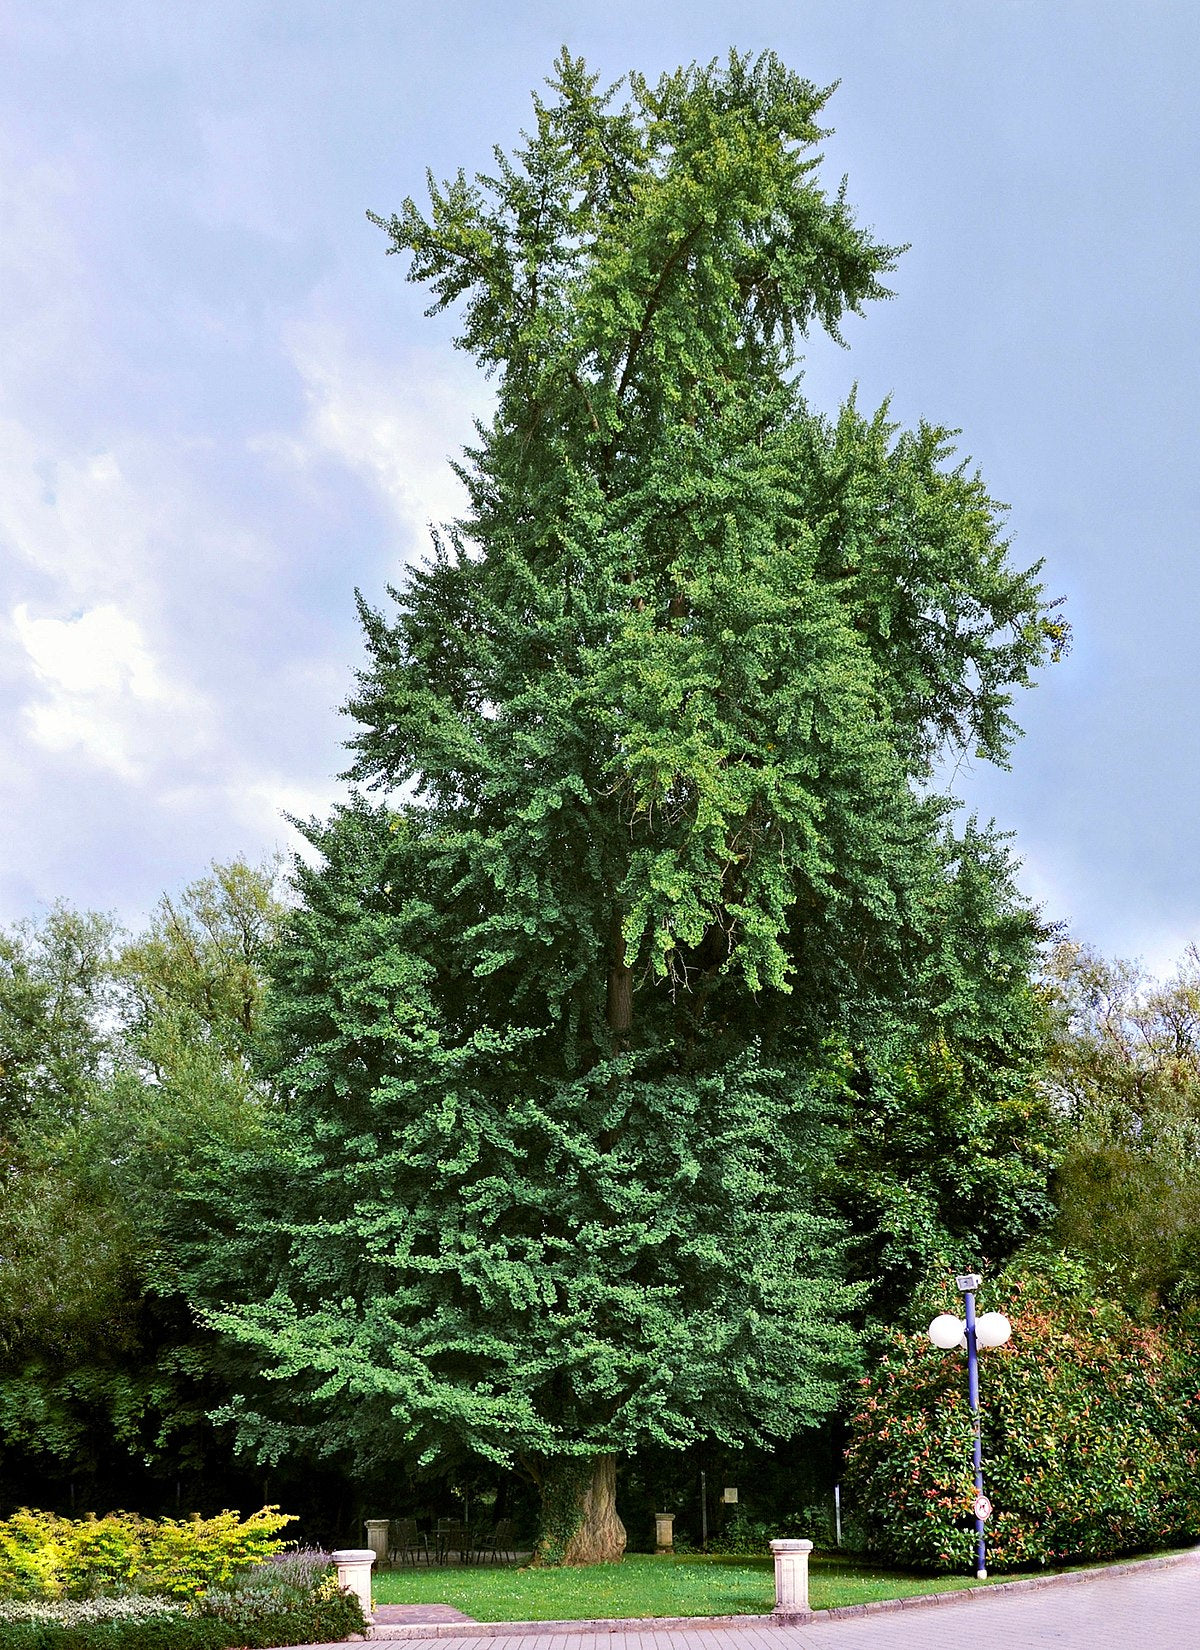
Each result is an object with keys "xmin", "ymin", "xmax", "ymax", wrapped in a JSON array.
[
  {"xmin": 364, "ymin": 1519, "xmax": 390, "ymax": 1567},
  {"xmin": 654, "ymin": 1511, "xmax": 675, "ymax": 1554},
  {"xmin": 332, "ymin": 1548, "xmax": 376, "ymax": 1625},
  {"xmin": 770, "ymin": 1538, "xmax": 814, "ymax": 1621}
]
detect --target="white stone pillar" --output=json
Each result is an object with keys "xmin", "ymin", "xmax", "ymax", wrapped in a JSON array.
[
  {"xmin": 332, "ymin": 1548, "xmax": 376, "ymax": 1624},
  {"xmin": 770, "ymin": 1538, "xmax": 814, "ymax": 1619},
  {"xmin": 654, "ymin": 1511, "xmax": 675, "ymax": 1554},
  {"xmin": 364, "ymin": 1519, "xmax": 390, "ymax": 1567}
]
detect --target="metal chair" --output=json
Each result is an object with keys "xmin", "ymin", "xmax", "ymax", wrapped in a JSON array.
[
  {"xmin": 389, "ymin": 1517, "xmax": 430, "ymax": 1566},
  {"xmin": 436, "ymin": 1518, "xmax": 470, "ymax": 1564},
  {"xmin": 474, "ymin": 1517, "xmax": 517, "ymax": 1563}
]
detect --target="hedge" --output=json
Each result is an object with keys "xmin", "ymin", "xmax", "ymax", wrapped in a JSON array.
[
  {"xmin": 0, "ymin": 1535, "xmax": 366, "ymax": 1649},
  {"xmin": 0, "ymin": 1598, "xmax": 365, "ymax": 1650},
  {"xmin": 843, "ymin": 1253, "xmax": 1200, "ymax": 1570},
  {"xmin": 0, "ymin": 1621, "xmax": 230, "ymax": 1650}
]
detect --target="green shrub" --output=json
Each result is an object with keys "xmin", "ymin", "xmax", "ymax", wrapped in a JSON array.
[
  {"xmin": 0, "ymin": 1620, "xmax": 230, "ymax": 1650},
  {"xmin": 196, "ymin": 1552, "xmax": 366, "ymax": 1647},
  {"xmin": 0, "ymin": 1559, "xmax": 365, "ymax": 1650},
  {"xmin": 0, "ymin": 1629, "xmax": 40, "ymax": 1650},
  {"xmin": 196, "ymin": 1593, "xmax": 364, "ymax": 1648},
  {"xmin": 703, "ymin": 1513, "xmax": 776, "ymax": 1555},
  {"xmin": 843, "ymin": 1255, "xmax": 1200, "ymax": 1570},
  {"xmin": 0, "ymin": 1510, "xmax": 293, "ymax": 1603}
]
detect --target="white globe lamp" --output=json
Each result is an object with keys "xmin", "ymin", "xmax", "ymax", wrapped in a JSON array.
[
  {"xmin": 927, "ymin": 1313, "xmax": 966, "ymax": 1350},
  {"xmin": 974, "ymin": 1312, "xmax": 1012, "ymax": 1349}
]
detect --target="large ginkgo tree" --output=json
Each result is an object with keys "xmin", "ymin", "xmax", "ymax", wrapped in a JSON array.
[{"xmin": 178, "ymin": 51, "xmax": 1065, "ymax": 1563}]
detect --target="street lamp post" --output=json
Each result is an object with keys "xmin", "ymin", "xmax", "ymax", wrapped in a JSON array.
[
  {"xmin": 927, "ymin": 1270, "xmax": 1011, "ymax": 1581},
  {"xmin": 960, "ymin": 1272, "xmax": 986, "ymax": 1579}
]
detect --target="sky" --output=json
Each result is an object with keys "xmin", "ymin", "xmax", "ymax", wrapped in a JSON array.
[{"xmin": 2, "ymin": 0, "xmax": 1198, "ymax": 972}]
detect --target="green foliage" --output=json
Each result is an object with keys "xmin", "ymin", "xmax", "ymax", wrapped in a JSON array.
[
  {"xmin": 0, "ymin": 861, "xmax": 287, "ymax": 1501},
  {"xmin": 0, "ymin": 1136, "xmax": 140, "ymax": 1368},
  {"xmin": 0, "ymin": 1618, "xmax": 230, "ymax": 1650},
  {"xmin": 0, "ymin": 1508, "xmax": 294, "ymax": 1602},
  {"xmin": 701, "ymin": 1512, "xmax": 777, "ymax": 1556},
  {"xmin": 172, "ymin": 47, "xmax": 1063, "ymax": 1560},
  {"xmin": 180, "ymin": 850, "xmax": 861, "ymax": 1465},
  {"xmin": 842, "ymin": 1255, "xmax": 1200, "ymax": 1570},
  {"xmin": 353, "ymin": 51, "xmax": 1062, "ymax": 1041},
  {"xmin": 194, "ymin": 1552, "xmax": 366, "ymax": 1647},
  {"xmin": 117, "ymin": 858, "xmax": 286, "ymax": 1099},
  {"xmin": 0, "ymin": 907, "xmax": 118, "ymax": 1157},
  {"xmin": 0, "ymin": 1547, "xmax": 364, "ymax": 1650},
  {"xmin": 1044, "ymin": 942, "xmax": 1200, "ymax": 1309},
  {"xmin": 833, "ymin": 825, "xmax": 1059, "ymax": 1311}
]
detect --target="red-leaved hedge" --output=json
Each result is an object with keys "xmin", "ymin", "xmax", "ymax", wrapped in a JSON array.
[{"xmin": 843, "ymin": 1255, "xmax": 1200, "ymax": 1570}]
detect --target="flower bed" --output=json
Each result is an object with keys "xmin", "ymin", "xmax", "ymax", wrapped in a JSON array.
[{"xmin": 0, "ymin": 1516, "xmax": 365, "ymax": 1650}]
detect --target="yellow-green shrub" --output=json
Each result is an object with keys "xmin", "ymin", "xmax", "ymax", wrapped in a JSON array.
[
  {"xmin": 0, "ymin": 1509, "xmax": 294, "ymax": 1602},
  {"xmin": 0, "ymin": 1515, "xmax": 64, "ymax": 1603}
]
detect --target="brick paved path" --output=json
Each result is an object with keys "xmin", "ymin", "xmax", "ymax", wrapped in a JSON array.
[
  {"xmin": 286, "ymin": 1552, "xmax": 1200, "ymax": 1650},
  {"xmin": 374, "ymin": 1607, "xmax": 477, "ymax": 1627}
]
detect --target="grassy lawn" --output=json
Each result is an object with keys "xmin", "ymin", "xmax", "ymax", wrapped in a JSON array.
[{"xmin": 373, "ymin": 1552, "xmax": 989, "ymax": 1621}]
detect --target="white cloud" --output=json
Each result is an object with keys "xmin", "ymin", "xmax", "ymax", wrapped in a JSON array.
[
  {"xmin": 12, "ymin": 601, "xmax": 211, "ymax": 781},
  {"xmin": 0, "ymin": 369, "xmax": 362, "ymax": 920},
  {"xmin": 226, "ymin": 773, "xmax": 344, "ymax": 860},
  {"xmin": 0, "ymin": 118, "xmax": 485, "ymax": 924},
  {"xmin": 16, "ymin": 602, "xmax": 157, "ymax": 698},
  {"xmin": 272, "ymin": 321, "xmax": 494, "ymax": 554}
]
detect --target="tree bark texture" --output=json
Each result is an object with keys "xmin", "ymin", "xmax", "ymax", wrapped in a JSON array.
[{"xmin": 535, "ymin": 1454, "xmax": 627, "ymax": 1565}]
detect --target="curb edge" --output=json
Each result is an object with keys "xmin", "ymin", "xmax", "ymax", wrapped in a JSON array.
[{"xmin": 367, "ymin": 1545, "xmax": 1200, "ymax": 1639}]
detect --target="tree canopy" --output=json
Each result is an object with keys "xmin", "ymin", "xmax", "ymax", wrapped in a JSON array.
[
  {"xmin": 352, "ymin": 50, "xmax": 1064, "ymax": 1046},
  {"xmin": 174, "ymin": 50, "xmax": 1066, "ymax": 1563},
  {"xmin": 1045, "ymin": 940, "xmax": 1200, "ymax": 1310},
  {"xmin": 0, "ymin": 862, "xmax": 287, "ymax": 1510}
]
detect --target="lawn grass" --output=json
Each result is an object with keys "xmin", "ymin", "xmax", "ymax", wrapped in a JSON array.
[{"xmin": 372, "ymin": 1552, "xmax": 989, "ymax": 1621}]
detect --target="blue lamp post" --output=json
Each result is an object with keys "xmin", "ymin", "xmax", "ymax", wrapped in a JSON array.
[{"xmin": 927, "ymin": 1270, "xmax": 1011, "ymax": 1579}]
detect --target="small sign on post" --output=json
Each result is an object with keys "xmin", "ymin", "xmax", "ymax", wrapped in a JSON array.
[
  {"xmin": 973, "ymin": 1494, "xmax": 993, "ymax": 1522},
  {"xmin": 721, "ymin": 1487, "xmax": 738, "ymax": 1504}
]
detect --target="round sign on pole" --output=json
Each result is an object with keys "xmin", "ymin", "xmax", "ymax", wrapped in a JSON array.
[{"xmin": 973, "ymin": 1494, "xmax": 993, "ymax": 1522}]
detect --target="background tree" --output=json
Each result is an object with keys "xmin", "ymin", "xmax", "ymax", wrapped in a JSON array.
[
  {"xmin": 1044, "ymin": 939, "xmax": 1200, "ymax": 1311},
  {"xmin": 176, "ymin": 50, "xmax": 1065, "ymax": 1563},
  {"xmin": 831, "ymin": 824, "xmax": 1059, "ymax": 1312},
  {"xmin": 0, "ymin": 905, "xmax": 117, "ymax": 1162},
  {"xmin": 119, "ymin": 858, "xmax": 283, "ymax": 1088},
  {"xmin": 0, "ymin": 861, "xmax": 287, "ymax": 1514}
]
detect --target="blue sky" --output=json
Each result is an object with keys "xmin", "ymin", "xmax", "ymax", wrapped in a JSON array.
[{"xmin": 2, "ymin": 1, "xmax": 1198, "ymax": 971}]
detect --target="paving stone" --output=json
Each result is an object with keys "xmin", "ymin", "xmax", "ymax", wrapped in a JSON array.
[{"xmin": 374, "ymin": 1606, "xmax": 478, "ymax": 1626}]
